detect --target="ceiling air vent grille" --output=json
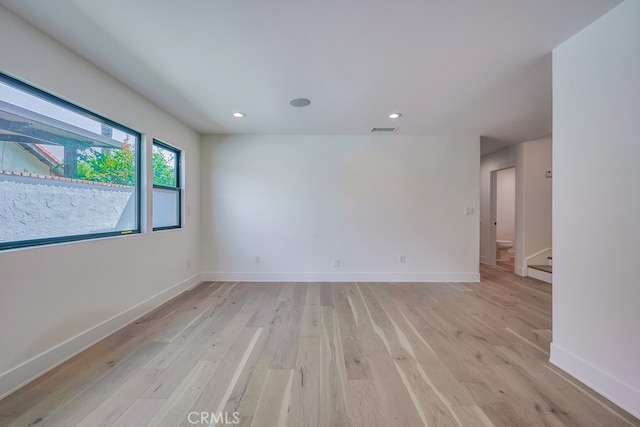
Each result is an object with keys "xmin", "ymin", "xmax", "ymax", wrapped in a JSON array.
[{"xmin": 371, "ymin": 127, "xmax": 398, "ymax": 133}]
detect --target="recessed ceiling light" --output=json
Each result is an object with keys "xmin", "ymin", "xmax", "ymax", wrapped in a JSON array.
[
  {"xmin": 388, "ymin": 112, "xmax": 402, "ymax": 119},
  {"xmin": 232, "ymin": 112, "xmax": 246, "ymax": 118},
  {"xmin": 289, "ymin": 98, "xmax": 311, "ymax": 107}
]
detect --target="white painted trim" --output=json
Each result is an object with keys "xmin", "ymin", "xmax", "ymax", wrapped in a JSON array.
[
  {"xmin": 525, "ymin": 247, "xmax": 553, "ymax": 266},
  {"xmin": 525, "ymin": 247, "xmax": 552, "ymax": 262},
  {"xmin": 201, "ymin": 271, "xmax": 480, "ymax": 283},
  {"xmin": 489, "ymin": 169, "xmax": 498, "ymax": 266},
  {"xmin": 0, "ymin": 273, "xmax": 202, "ymax": 400},
  {"xmin": 550, "ymin": 343, "xmax": 640, "ymax": 419},
  {"xmin": 527, "ymin": 267, "xmax": 552, "ymax": 284},
  {"xmin": 479, "ymin": 255, "xmax": 490, "ymax": 265},
  {"xmin": 515, "ymin": 266, "xmax": 527, "ymax": 277}
]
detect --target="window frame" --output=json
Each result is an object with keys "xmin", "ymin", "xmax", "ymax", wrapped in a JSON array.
[
  {"xmin": 152, "ymin": 139, "xmax": 182, "ymax": 231},
  {"xmin": 0, "ymin": 71, "xmax": 141, "ymax": 251}
]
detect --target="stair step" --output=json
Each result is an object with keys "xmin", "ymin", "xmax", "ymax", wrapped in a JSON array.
[
  {"xmin": 529, "ymin": 265, "xmax": 552, "ymax": 274},
  {"xmin": 528, "ymin": 264, "xmax": 553, "ymax": 284}
]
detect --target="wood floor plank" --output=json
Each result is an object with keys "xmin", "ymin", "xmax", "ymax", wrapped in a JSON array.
[
  {"xmin": 246, "ymin": 283, "xmax": 283, "ymax": 327},
  {"xmin": 250, "ymin": 369, "xmax": 293, "ymax": 427},
  {"xmin": 320, "ymin": 306, "xmax": 352, "ymax": 426},
  {"xmin": 356, "ymin": 282, "xmax": 414, "ymax": 359},
  {"xmin": 375, "ymin": 284, "xmax": 477, "ymax": 408},
  {"xmin": 235, "ymin": 285, "xmax": 306, "ymax": 417},
  {"xmin": 393, "ymin": 357, "xmax": 461, "ymax": 426},
  {"xmin": 270, "ymin": 284, "xmax": 307, "ymax": 369},
  {"xmin": 286, "ymin": 336, "xmax": 324, "ymax": 427},
  {"xmin": 45, "ymin": 341, "xmax": 164, "ymax": 426},
  {"xmin": 276, "ymin": 283, "xmax": 295, "ymax": 302},
  {"xmin": 1, "ymin": 269, "xmax": 638, "ymax": 427},
  {"xmin": 346, "ymin": 284, "xmax": 390, "ymax": 354},
  {"xmin": 146, "ymin": 360, "xmax": 219, "ymax": 427},
  {"xmin": 110, "ymin": 398, "xmax": 165, "ymax": 427},
  {"xmin": 185, "ymin": 327, "xmax": 263, "ymax": 426},
  {"xmin": 346, "ymin": 380, "xmax": 388, "ymax": 427},
  {"xmin": 365, "ymin": 351, "xmax": 425, "ymax": 426},
  {"xmin": 481, "ymin": 401, "xmax": 534, "ymax": 427},
  {"xmin": 2, "ymin": 340, "xmax": 163, "ymax": 427},
  {"xmin": 454, "ymin": 405, "xmax": 496, "ymax": 427},
  {"xmin": 140, "ymin": 291, "xmax": 252, "ymax": 400},
  {"xmin": 319, "ymin": 283, "xmax": 334, "ymax": 307},
  {"xmin": 144, "ymin": 282, "xmax": 252, "ymax": 373},
  {"xmin": 76, "ymin": 368, "xmax": 160, "ymax": 427},
  {"xmin": 334, "ymin": 285, "xmax": 373, "ymax": 380},
  {"xmin": 219, "ymin": 323, "xmax": 272, "ymax": 418},
  {"xmin": 300, "ymin": 284, "xmax": 321, "ymax": 337},
  {"xmin": 144, "ymin": 306, "xmax": 216, "ymax": 370}
]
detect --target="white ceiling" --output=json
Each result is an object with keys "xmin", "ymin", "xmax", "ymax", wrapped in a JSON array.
[{"xmin": 0, "ymin": 0, "xmax": 622, "ymax": 142}]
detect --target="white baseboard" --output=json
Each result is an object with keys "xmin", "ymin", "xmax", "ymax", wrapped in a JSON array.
[
  {"xmin": 0, "ymin": 273, "xmax": 202, "ymax": 400},
  {"xmin": 479, "ymin": 256, "xmax": 490, "ymax": 265},
  {"xmin": 201, "ymin": 271, "xmax": 480, "ymax": 283},
  {"xmin": 550, "ymin": 343, "xmax": 640, "ymax": 419},
  {"xmin": 515, "ymin": 266, "xmax": 527, "ymax": 277}
]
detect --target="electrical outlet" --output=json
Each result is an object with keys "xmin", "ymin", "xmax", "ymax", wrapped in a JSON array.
[
  {"xmin": 464, "ymin": 207, "xmax": 474, "ymax": 215},
  {"xmin": 334, "ymin": 259, "xmax": 340, "ymax": 268},
  {"xmin": 255, "ymin": 255, "xmax": 261, "ymax": 264},
  {"xmin": 399, "ymin": 255, "xmax": 406, "ymax": 264}
]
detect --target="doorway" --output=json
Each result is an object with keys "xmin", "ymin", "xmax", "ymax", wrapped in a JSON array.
[{"xmin": 490, "ymin": 167, "xmax": 516, "ymax": 273}]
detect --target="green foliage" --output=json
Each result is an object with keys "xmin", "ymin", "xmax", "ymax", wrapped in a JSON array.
[
  {"xmin": 152, "ymin": 149, "xmax": 176, "ymax": 187},
  {"xmin": 75, "ymin": 142, "xmax": 176, "ymax": 187},
  {"xmin": 76, "ymin": 142, "xmax": 135, "ymax": 185}
]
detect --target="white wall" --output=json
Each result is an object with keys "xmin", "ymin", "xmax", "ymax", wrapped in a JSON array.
[
  {"xmin": 496, "ymin": 167, "xmax": 515, "ymax": 243},
  {"xmin": 0, "ymin": 7, "xmax": 201, "ymax": 398},
  {"xmin": 552, "ymin": 0, "xmax": 640, "ymax": 417},
  {"xmin": 201, "ymin": 134, "xmax": 480, "ymax": 282},
  {"xmin": 520, "ymin": 136, "xmax": 552, "ymax": 266}
]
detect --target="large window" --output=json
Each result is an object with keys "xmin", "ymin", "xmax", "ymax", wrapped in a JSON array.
[
  {"xmin": 0, "ymin": 72, "xmax": 140, "ymax": 250},
  {"xmin": 152, "ymin": 140, "xmax": 181, "ymax": 230}
]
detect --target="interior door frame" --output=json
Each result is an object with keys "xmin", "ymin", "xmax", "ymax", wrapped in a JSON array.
[
  {"xmin": 490, "ymin": 166, "xmax": 517, "ymax": 269},
  {"xmin": 489, "ymin": 169, "xmax": 498, "ymax": 265}
]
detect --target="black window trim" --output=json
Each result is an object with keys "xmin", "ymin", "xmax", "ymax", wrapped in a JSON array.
[
  {"xmin": 152, "ymin": 138, "xmax": 182, "ymax": 231},
  {"xmin": 0, "ymin": 71, "xmax": 141, "ymax": 251}
]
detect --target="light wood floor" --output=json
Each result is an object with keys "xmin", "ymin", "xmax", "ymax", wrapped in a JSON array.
[
  {"xmin": 494, "ymin": 258, "xmax": 515, "ymax": 274},
  {"xmin": 1, "ymin": 265, "xmax": 638, "ymax": 426}
]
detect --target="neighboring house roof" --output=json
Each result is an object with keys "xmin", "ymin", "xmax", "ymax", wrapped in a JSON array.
[
  {"xmin": 19, "ymin": 142, "xmax": 63, "ymax": 175},
  {"xmin": 34, "ymin": 143, "xmax": 62, "ymax": 164}
]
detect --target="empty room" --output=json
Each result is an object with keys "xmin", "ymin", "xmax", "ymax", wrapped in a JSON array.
[{"xmin": 0, "ymin": 0, "xmax": 638, "ymax": 426}]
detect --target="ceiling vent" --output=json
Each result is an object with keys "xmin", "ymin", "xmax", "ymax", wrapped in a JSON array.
[{"xmin": 370, "ymin": 127, "xmax": 398, "ymax": 133}]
